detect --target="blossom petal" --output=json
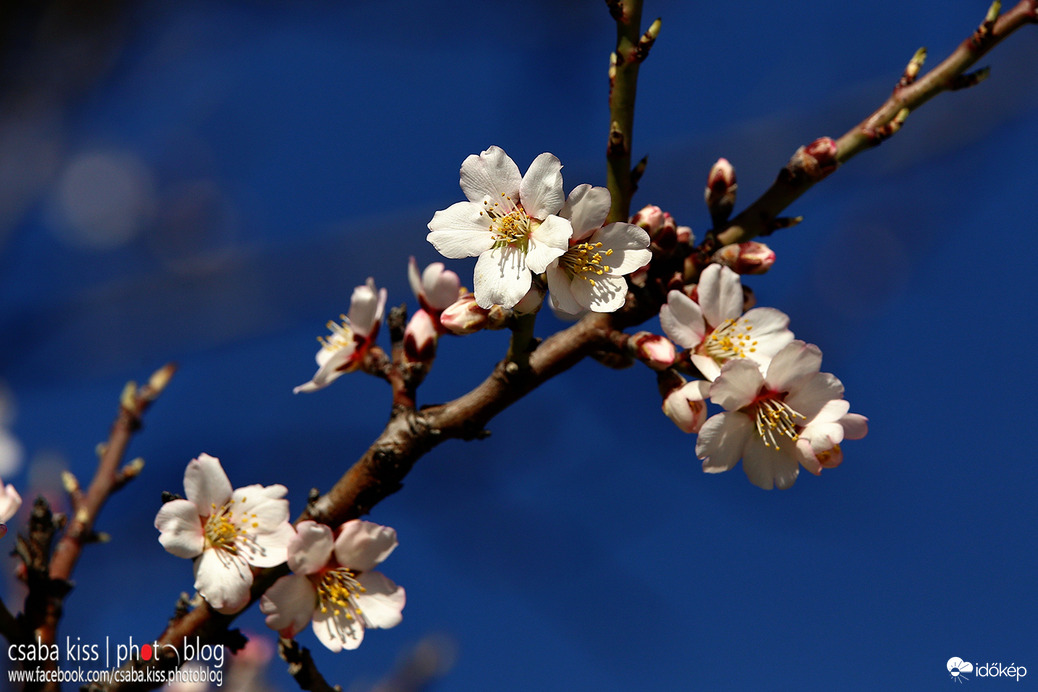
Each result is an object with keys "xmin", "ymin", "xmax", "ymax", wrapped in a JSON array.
[
  {"xmin": 840, "ymin": 413, "xmax": 869, "ymax": 440},
  {"xmin": 519, "ymin": 152, "xmax": 564, "ymax": 219},
  {"xmin": 356, "ymin": 571, "xmax": 405, "ymax": 630},
  {"xmin": 571, "ymin": 274, "xmax": 628, "ymax": 313},
  {"xmin": 460, "ymin": 146, "xmax": 522, "ymax": 204},
  {"xmin": 710, "ymin": 359, "xmax": 763, "ymax": 411},
  {"xmin": 662, "ymin": 380, "xmax": 710, "ymax": 433},
  {"xmin": 525, "ymin": 215, "xmax": 572, "ymax": 273},
  {"xmin": 293, "ymin": 346, "xmax": 356, "ymax": 394},
  {"xmin": 545, "ymin": 264, "xmax": 584, "ymax": 316},
  {"xmin": 194, "ymin": 548, "xmax": 253, "ymax": 614},
  {"xmin": 347, "ymin": 280, "xmax": 386, "ymax": 338},
  {"xmin": 738, "ymin": 308, "xmax": 794, "ymax": 366},
  {"xmin": 698, "ymin": 264, "xmax": 742, "ymax": 326},
  {"xmin": 696, "ymin": 411, "xmax": 752, "ymax": 473},
  {"xmin": 765, "ymin": 340, "xmax": 822, "ymax": 392},
  {"xmin": 287, "ymin": 521, "xmax": 334, "ymax": 576},
  {"xmin": 155, "ymin": 499, "xmax": 205, "ymax": 559},
  {"xmin": 260, "ymin": 573, "xmax": 317, "ymax": 638},
  {"xmin": 594, "ymin": 223, "xmax": 651, "ymax": 275},
  {"xmin": 785, "ymin": 372, "xmax": 844, "ymax": 421},
  {"xmin": 473, "ymin": 245, "xmax": 531, "ymax": 309},
  {"xmin": 742, "ymin": 438, "xmax": 799, "ymax": 490},
  {"xmin": 183, "ymin": 454, "xmax": 232, "ymax": 514},
  {"xmin": 313, "ymin": 608, "xmax": 364, "ymax": 652},
  {"xmin": 560, "ymin": 184, "xmax": 610, "ymax": 239},
  {"xmin": 334, "ymin": 519, "xmax": 398, "ymax": 573},
  {"xmin": 422, "ymin": 263, "xmax": 462, "ymax": 310},
  {"xmin": 231, "ymin": 484, "xmax": 293, "ymax": 568},
  {"xmin": 660, "ymin": 291, "xmax": 705, "ymax": 349},
  {"xmin": 427, "ymin": 202, "xmax": 495, "ymax": 258}
]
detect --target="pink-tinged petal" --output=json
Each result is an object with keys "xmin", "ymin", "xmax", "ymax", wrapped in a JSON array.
[
  {"xmin": 427, "ymin": 202, "xmax": 495, "ymax": 258},
  {"xmin": 334, "ymin": 519, "xmax": 398, "ymax": 573},
  {"xmin": 293, "ymin": 347, "xmax": 355, "ymax": 394},
  {"xmin": 407, "ymin": 256, "xmax": 423, "ymax": 300},
  {"xmin": 738, "ymin": 308, "xmax": 794, "ymax": 366},
  {"xmin": 765, "ymin": 340, "xmax": 822, "ymax": 392},
  {"xmin": 356, "ymin": 571, "xmax": 405, "ymax": 629},
  {"xmin": 242, "ymin": 520, "xmax": 295, "ymax": 569},
  {"xmin": 519, "ymin": 152, "xmax": 564, "ymax": 219},
  {"xmin": 696, "ymin": 412, "xmax": 753, "ymax": 473},
  {"xmin": 183, "ymin": 454, "xmax": 232, "ymax": 514},
  {"xmin": 809, "ymin": 399, "xmax": 851, "ymax": 425},
  {"xmin": 571, "ymin": 274, "xmax": 628, "ymax": 313},
  {"xmin": 526, "ymin": 215, "xmax": 572, "ymax": 273},
  {"xmin": 709, "ymin": 359, "xmax": 763, "ymax": 411},
  {"xmin": 288, "ymin": 521, "xmax": 334, "ymax": 576},
  {"xmin": 593, "ymin": 223, "xmax": 651, "ymax": 275},
  {"xmin": 194, "ymin": 548, "xmax": 253, "ymax": 614},
  {"xmin": 312, "ymin": 608, "xmax": 364, "ymax": 652},
  {"xmin": 796, "ymin": 439, "xmax": 823, "ymax": 476},
  {"xmin": 155, "ymin": 499, "xmax": 205, "ymax": 559},
  {"xmin": 473, "ymin": 246, "xmax": 531, "ymax": 309},
  {"xmin": 662, "ymin": 380, "xmax": 711, "ymax": 433},
  {"xmin": 659, "ymin": 291, "xmax": 705, "ymax": 349},
  {"xmin": 840, "ymin": 413, "xmax": 868, "ymax": 440},
  {"xmin": 348, "ymin": 280, "xmax": 386, "ymax": 338},
  {"xmin": 260, "ymin": 574, "xmax": 317, "ymax": 638},
  {"xmin": 785, "ymin": 372, "xmax": 844, "ymax": 421},
  {"xmin": 545, "ymin": 264, "xmax": 584, "ymax": 316},
  {"xmin": 0, "ymin": 482, "xmax": 20, "ymax": 523},
  {"xmin": 422, "ymin": 263, "xmax": 462, "ymax": 310},
  {"xmin": 232, "ymin": 483, "xmax": 289, "ymax": 528},
  {"xmin": 689, "ymin": 354, "xmax": 722, "ymax": 383},
  {"xmin": 697, "ymin": 264, "xmax": 742, "ymax": 326},
  {"xmin": 560, "ymin": 184, "xmax": 611, "ymax": 239},
  {"xmin": 460, "ymin": 146, "xmax": 522, "ymax": 204},
  {"xmin": 742, "ymin": 439, "xmax": 799, "ymax": 490}
]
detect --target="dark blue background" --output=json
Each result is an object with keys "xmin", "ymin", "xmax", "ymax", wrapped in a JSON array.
[{"xmin": 1, "ymin": 1, "xmax": 1036, "ymax": 689}]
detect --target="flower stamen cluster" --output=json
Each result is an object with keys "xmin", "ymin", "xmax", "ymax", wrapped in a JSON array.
[{"xmin": 558, "ymin": 240, "xmax": 613, "ymax": 286}]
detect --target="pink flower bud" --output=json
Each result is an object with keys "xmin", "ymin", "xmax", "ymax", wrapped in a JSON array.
[
  {"xmin": 630, "ymin": 205, "xmax": 678, "ymax": 251},
  {"xmin": 629, "ymin": 204, "xmax": 665, "ymax": 234},
  {"xmin": 408, "ymin": 257, "xmax": 462, "ymax": 313},
  {"xmin": 404, "ymin": 309, "xmax": 438, "ymax": 364},
  {"xmin": 787, "ymin": 137, "xmax": 838, "ymax": 182},
  {"xmin": 439, "ymin": 293, "xmax": 488, "ymax": 335},
  {"xmin": 676, "ymin": 225, "xmax": 693, "ymax": 244},
  {"xmin": 712, "ymin": 241, "xmax": 776, "ymax": 275},
  {"xmin": 704, "ymin": 158, "xmax": 737, "ymax": 225},
  {"xmin": 661, "ymin": 379, "xmax": 710, "ymax": 434},
  {"xmin": 629, "ymin": 332, "xmax": 676, "ymax": 370}
]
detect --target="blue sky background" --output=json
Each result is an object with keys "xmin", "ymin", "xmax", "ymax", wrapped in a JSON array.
[{"xmin": 0, "ymin": 1, "xmax": 1036, "ymax": 690}]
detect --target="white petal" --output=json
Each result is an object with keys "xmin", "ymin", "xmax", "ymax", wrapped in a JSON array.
[
  {"xmin": 571, "ymin": 274, "xmax": 628, "ymax": 313},
  {"xmin": 785, "ymin": 372, "xmax": 844, "ymax": 421},
  {"xmin": 737, "ymin": 308, "xmax": 794, "ymax": 367},
  {"xmin": 473, "ymin": 246, "xmax": 531, "ymax": 309},
  {"xmin": 519, "ymin": 152, "xmax": 564, "ymax": 219},
  {"xmin": 709, "ymin": 359, "xmax": 763, "ymax": 411},
  {"xmin": 840, "ymin": 413, "xmax": 869, "ymax": 440},
  {"xmin": 183, "ymin": 454, "xmax": 232, "ymax": 514},
  {"xmin": 427, "ymin": 202, "xmax": 495, "ymax": 258},
  {"xmin": 407, "ymin": 256, "xmax": 423, "ymax": 300},
  {"xmin": 765, "ymin": 341, "xmax": 822, "ymax": 392},
  {"xmin": 422, "ymin": 263, "xmax": 462, "ymax": 310},
  {"xmin": 460, "ymin": 146, "xmax": 522, "ymax": 204},
  {"xmin": 659, "ymin": 291, "xmax": 705, "ymax": 349},
  {"xmin": 560, "ymin": 184, "xmax": 610, "ymax": 239},
  {"xmin": 593, "ymin": 223, "xmax": 651, "ymax": 276},
  {"xmin": 662, "ymin": 380, "xmax": 711, "ymax": 433},
  {"xmin": 356, "ymin": 571, "xmax": 405, "ymax": 629},
  {"xmin": 695, "ymin": 412, "xmax": 752, "ymax": 473},
  {"xmin": 688, "ymin": 354, "xmax": 722, "ymax": 383},
  {"xmin": 525, "ymin": 215, "xmax": 572, "ymax": 273},
  {"xmin": 194, "ymin": 548, "xmax": 253, "ymax": 614},
  {"xmin": 698, "ymin": 264, "xmax": 742, "ymax": 326},
  {"xmin": 260, "ymin": 574, "xmax": 317, "ymax": 637},
  {"xmin": 312, "ymin": 607, "xmax": 364, "ymax": 652},
  {"xmin": 287, "ymin": 521, "xmax": 334, "ymax": 575},
  {"xmin": 545, "ymin": 264, "xmax": 584, "ymax": 316},
  {"xmin": 334, "ymin": 519, "xmax": 398, "ymax": 573},
  {"xmin": 809, "ymin": 398, "xmax": 851, "ymax": 425},
  {"xmin": 155, "ymin": 499, "xmax": 205, "ymax": 559},
  {"xmin": 742, "ymin": 439, "xmax": 799, "ymax": 490},
  {"xmin": 0, "ymin": 482, "xmax": 20, "ymax": 523}
]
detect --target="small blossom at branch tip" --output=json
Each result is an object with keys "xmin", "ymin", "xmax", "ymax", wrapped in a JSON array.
[
  {"xmin": 695, "ymin": 341, "xmax": 867, "ymax": 490},
  {"xmin": 705, "ymin": 158, "xmax": 737, "ymax": 224},
  {"xmin": 154, "ymin": 454, "xmax": 294, "ymax": 614},
  {"xmin": 0, "ymin": 478, "xmax": 21, "ymax": 529},
  {"xmin": 630, "ymin": 332, "xmax": 676, "ymax": 369},
  {"xmin": 260, "ymin": 519, "xmax": 405, "ymax": 652},
  {"xmin": 439, "ymin": 293, "xmax": 489, "ymax": 335},
  {"xmin": 659, "ymin": 264, "xmax": 793, "ymax": 381},
  {"xmin": 404, "ymin": 309, "xmax": 438, "ymax": 365},
  {"xmin": 427, "ymin": 146, "xmax": 571, "ymax": 310},
  {"xmin": 662, "ymin": 378, "xmax": 710, "ymax": 434},
  {"xmin": 408, "ymin": 257, "xmax": 461, "ymax": 316},
  {"xmin": 546, "ymin": 184, "xmax": 651, "ymax": 315},
  {"xmin": 294, "ymin": 278, "xmax": 387, "ymax": 394},
  {"xmin": 713, "ymin": 242, "xmax": 775, "ymax": 275}
]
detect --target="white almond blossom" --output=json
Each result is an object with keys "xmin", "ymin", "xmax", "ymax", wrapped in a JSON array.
[
  {"xmin": 294, "ymin": 278, "xmax": 387, "ymax": 394},
  {"xmin": 660, "ymin": 263, "xmax": 792, "ymax": 381},
  {"xmin": 695, "ymin": 341, "xmax": 867, "ymax": 490},
  {"xmin": 427, "ymin": 146, "xmax": 572, "ymax": 309},
  {"xmin": 0, "ymin": 478, "xmax": 21, "ymax": 539},
  {"xmin": 154, "ymin": 453, "xmax": 295, "ymax": 614},
  {"xmin": 545, "ymin": 184, "xmax": 651, "ymax": 315},
  {"xmin": 260, "ymin": 519, "xmax": 405, "ymax": 652}
]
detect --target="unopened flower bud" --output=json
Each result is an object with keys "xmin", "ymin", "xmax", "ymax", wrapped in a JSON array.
[
  {"xmin": 404, "ymin": 309, "xmax": 438, "ymax": 364},
  {"xmin": 630, "ymin": 204, "xmax": 677, "ymax": 251},
  {"xmin": 661, "ymin": 379, "xmax": 710, "ymax": 434},
  {"xmin": 630, "ymin": 205, "xmax": 665, "ymax": 234},
  {"xmin": 629, "ymin": 332, "xmax": 676, "ymax": 370},
  {"xmin": 712, "ymin": 241, "xmax": 775, "ymax": 275},
  {"xmin": 408, "ymin": 257, "xmax": 462, "ymax": 314},
  {"xmin": 676, "ymin": 225, "xmax": 693, "ymax": 244},
  {"xmin": 705, "ymin": 158, "xmax": 737, "ymax": 226},
  {"xmin": 439, "ymin": 293, "xmax": 488, "ymax": 335},
  {"xmin": 787, "ymin": 137, "xmax": 838, "ymax": 182}
]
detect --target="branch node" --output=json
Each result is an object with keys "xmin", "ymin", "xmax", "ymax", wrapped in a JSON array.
[
  {"xmin": 949, "ymin": 66, "xmax": 991, "ymax": 90},
  {"xmin": 635, "ymin": 18, "xmax": 661, "ymax": 62},
  {"xmin": 898, "ymin": 47, "xmax": 927, "ymax": 88}
]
